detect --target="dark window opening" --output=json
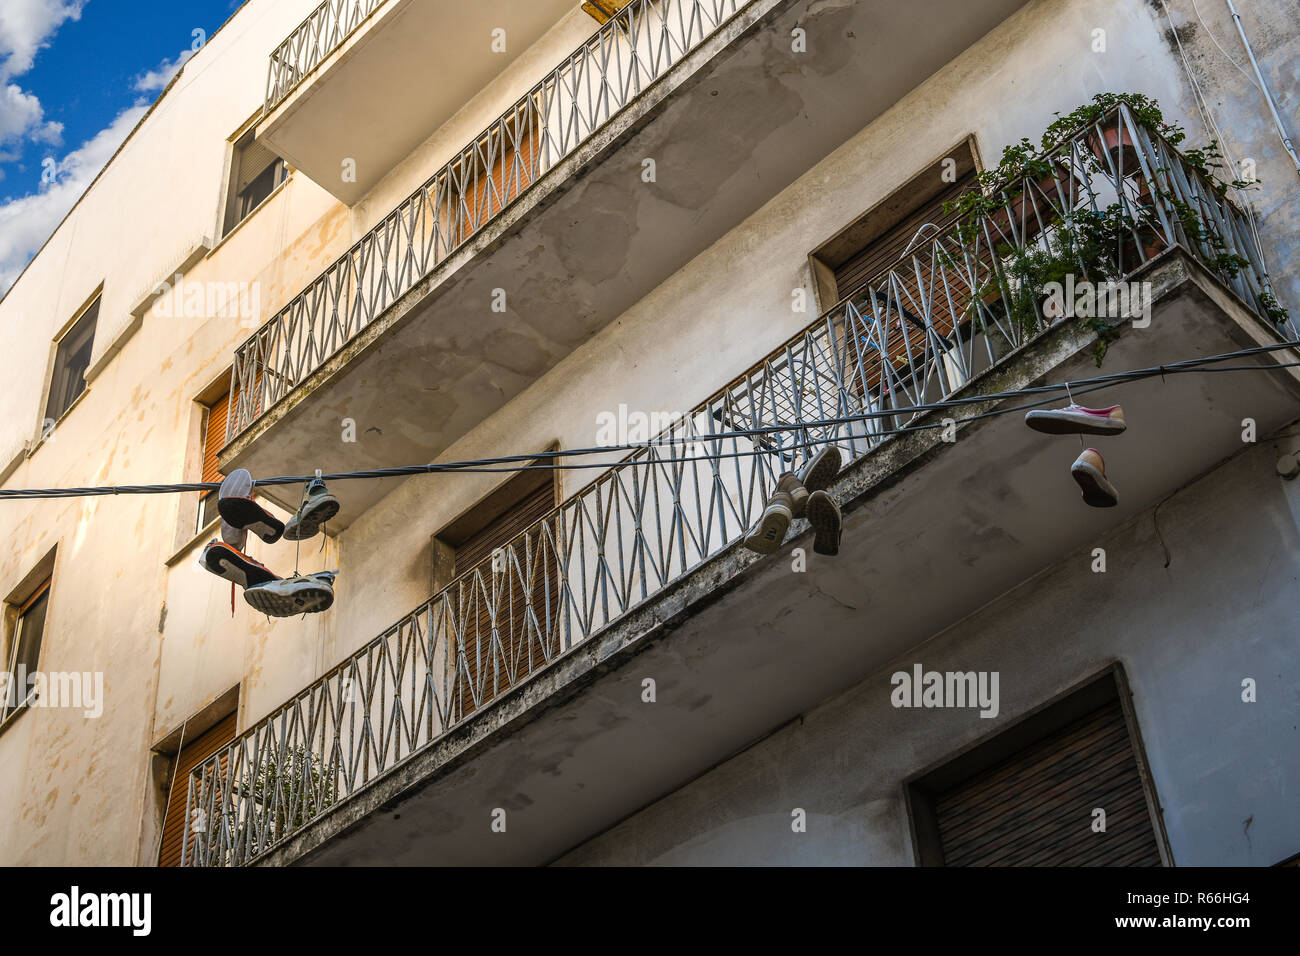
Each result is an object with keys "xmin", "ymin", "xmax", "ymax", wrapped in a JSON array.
[
  {"xmin": 223, "ymin": 132, "xmax": 287, "ymax": 235},
  {"xmin": 45, "ymin": 297, "xmax": 99, "ymax": 424},
  {"xmin": 3, "ymin": 579, "xmax": 50, "ymax": 723}
]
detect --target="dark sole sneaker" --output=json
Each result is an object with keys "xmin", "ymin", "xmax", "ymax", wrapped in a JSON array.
[
  {"xmin": 244, "ymin": 579, "xmax": 335, "ymax": 617},
  {"xmin": 798, "ymin": 445, "xmax": 843, "ymax": 494},
  {"xmin": 218, "ymin": 495, "xmax": 285, "ymax": 544},
  {"xmin": 1025, "ymin": 410, "xmax": 1126, "ymax": 436},
  {"xmin": 201, "ymin": 542, "xmax": 279, "ymax": 588},
  {"xmin": 806, "ymin": 490, "xmax": 842, "ymax": 556},
  {"xmin": 743, "ymin": 501, "xmax": 793, "ymax": 555},
  {"xmin": 1071, "ymin": 462, "xmax": 1119, "ymax": 507},
  {"xmin": 282, "ymin": 494, "xmax": 341, "ymax": 541}
]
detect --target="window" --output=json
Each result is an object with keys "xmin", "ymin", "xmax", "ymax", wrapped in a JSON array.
[
  {"xmin": 809, "ymin": 157, "xmax": 978, "ymax": 405},
  {"xmin": 44, "ymin": 296, "xmax": 99, "ymax": 424},
  {"xmin": 194, "ymin": 372, "xmax": 261, "ymax": 535},
  {"xmin": 3, "ymin": 578, "xmax": 50, "ymax": 723},
  {"xmin": 450, "ymin": 113, "xmax": 538, "ymax": 246},
  {"xmin": 435, "ymin": 462, "xmax": 561, "ymax": 721},
  {"xmin": 197, "ymin": 385, "xmax": 233, "ymax": 533},
  {"xmin": 223, "ymin": 131, "xmax": 288, "ymax": 235},
  {"xmin": 159, "ymin": 711, "xmax": 237, "ymax": 867},
  {"xmin": 581, "ymin": 0, "xmax": 633, "ymax": 24},
  {"xmin": 907, "ymin": 668, "xmax": 1166, "ymax": 866}
]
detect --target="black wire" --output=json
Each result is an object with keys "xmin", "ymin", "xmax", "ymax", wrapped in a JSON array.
[{"xmin": 2, "ymin": 340, "xmax": 1298, "ymax": 501}]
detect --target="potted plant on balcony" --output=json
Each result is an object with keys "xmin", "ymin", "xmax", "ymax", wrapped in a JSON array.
[
  {"xmin": 976, "ymin": 143, "xmax": 1082, "ymax": 247},
  {"xmin": 947, "ymin": 93, "xmax": 1290, "ymax": 360},
  {"xmin": 221, "ymin": 745, "xmax": 339, "ymax": 860}
]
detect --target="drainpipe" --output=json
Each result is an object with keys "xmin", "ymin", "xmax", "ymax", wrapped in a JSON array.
[{"xmin": 1223, "ymin": 0, "xmax": 1300, "ymax": 178}]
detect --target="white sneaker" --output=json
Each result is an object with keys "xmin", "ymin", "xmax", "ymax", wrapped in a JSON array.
[{"xmin": 244, "ymin": 571, "xmax": 337, "ymax": 617}]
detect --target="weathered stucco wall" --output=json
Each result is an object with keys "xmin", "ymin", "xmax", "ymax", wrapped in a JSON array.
[
  {"xmin": 556, "ymin": 439, "xmax": 1300, "ymax": 866},
  {"xmin": 0, "ymin": 0, "xmax": 628, "ymax": 866}
]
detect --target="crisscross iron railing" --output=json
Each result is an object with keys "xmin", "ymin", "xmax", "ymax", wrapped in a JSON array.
[
  {"xmin": 231, "ymin": 0, "xmax": 751, "ymax": 445},
  {"xmin": 266, "ymin": 0, "xmax": 384, "ymax": 113},
  {"xmin": 185, "ymin": 107, "xmax": 1282, "ymax": 865}
]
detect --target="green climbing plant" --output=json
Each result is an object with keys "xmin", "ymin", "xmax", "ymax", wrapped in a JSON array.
[{"xmin": 944, "ymin": 93, "xmax": 1289, "ymax": 364}]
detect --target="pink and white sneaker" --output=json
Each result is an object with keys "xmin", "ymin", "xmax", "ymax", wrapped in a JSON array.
[{"xmin": 1025, "ymin": 403, "xmax": 1126, "ymax": 436}]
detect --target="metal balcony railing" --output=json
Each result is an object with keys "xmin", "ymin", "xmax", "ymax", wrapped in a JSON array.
[
  {"xmin": 265, "ymin": 0, "xmax": 385, "ymax": 113},
  {"xmin": 231, "ymin": 0, "xmax": 753, "ymax": 447},
  {"xmin": 185, "ymin": 106, "xmax": 1282, "ymax": 865}
]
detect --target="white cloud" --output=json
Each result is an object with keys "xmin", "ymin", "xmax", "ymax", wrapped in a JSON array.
[
  {"xmin": 0, "ymin": 102, "xmax": 147, "ymax": 295},
  {"xmin": 0, "ymin": 0, "xmax": 84, "ymax": 81},
  {"xmin": 0, "ymin": 2, "xmax": 80, "ymax": 173},
  {"xmin": 133, "ymin": 49, "xmax": 194, "ymax": 93},
  {"xmin": 0, "ymin": 82, "xmax": 61, "ymax": 147}
]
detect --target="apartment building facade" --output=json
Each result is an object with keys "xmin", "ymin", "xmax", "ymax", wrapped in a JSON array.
[{"xmin": 0, "ymin": 0, "xmax": 1297, "ymax": 866}]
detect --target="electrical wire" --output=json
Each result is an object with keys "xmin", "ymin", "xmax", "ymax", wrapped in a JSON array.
[{"xmin": 2, "ymin": 340, "xmax": 1298, "ymax": 502}]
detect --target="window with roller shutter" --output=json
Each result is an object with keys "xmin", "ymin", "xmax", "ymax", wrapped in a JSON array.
[
  {"xmin": 196, "ymin": 374, "xmax": 262, "ymax": 533},
  {"xmin": 158, "ymin": 711, "xmax": 237, "ymax": 867},
  {"xmin": 908, "ymin": 669, "xmax": 1167, "ymax": 867},
  {"xmin": 223, "ymin": 130, "xmax": 288, "ymax": 235},
  {"xmin": 582, "ymin": 0, "xmax": 634, "ymax": 24},
  {"xmin": 441, "ymin": 467, "xmax": 561, "ymax": 723},
  {"xmin": 830, "ymin": 170, "xmax": 978, "ymax": 402},
  {"xmin": 450, "ymin": 113, "xmax": 539, "ymax": 247},
  {"xmin": 197, "ymin": 387, "xmax": 232, "ymax": 532}
]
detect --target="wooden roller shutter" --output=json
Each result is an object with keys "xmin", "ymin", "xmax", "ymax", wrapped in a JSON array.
[
  {"xmin": 582, "ymin": 0, "xmax": 633, "ymax": 24},
  {"xmin": 198, "ymin": 387, "xmax": 232, "ymax": 528},
  {"xmin": 459, "ymin": 115, "xmax": 538, "ymax": 239},
  {"xmin": 159, "ymin": 711, "xmax": 237, "ymax": 867},
  {"xmin": 932, "ymin": 699, "xmax": 1162, "ymax": 866},
  {"xmin": 832, "ymin": 172, "xmax": 976, "ymax": 301},
  {"xmin": 201, "ymin": 388, "xmax": 232, "ymax": 485},
  {"xmin": 834, "ymin": 172, "xmax": 977, "ymax": 400},
  {"xmin": 452, "ymin": 474, "xmax": 560, "ymax": 720}
]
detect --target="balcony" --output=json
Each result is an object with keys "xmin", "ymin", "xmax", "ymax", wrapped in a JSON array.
[
  {"xmin": 184, "ymin": 108, "xmax": 1300, "ymax": 865},
  {"xmin": 220, "ymin": 0, "xmax": 1033, "ymax": 527},
  {"xmin": 258, "ymin": 0, "xmax": 577, "ymax": 204}
]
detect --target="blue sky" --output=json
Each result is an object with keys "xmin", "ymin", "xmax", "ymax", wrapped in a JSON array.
[{"xmin": 0, "ymin": 0, "xmax": 244, "ymax": 291}]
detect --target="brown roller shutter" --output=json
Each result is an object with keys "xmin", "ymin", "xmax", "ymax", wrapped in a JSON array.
[
  {"xmin": 459, "ymin": 114, "xmax": 538, "ymax": 241},
  {"xmin": 831, "ymin": 172, "xmax": 978, "ymax": 401},
  {"xmin": 582, "ymin": 0, "xmax": 633, "ymax": 24},
  {"xmin": 197, "ymin": 388, "xmax": 231, "ymax": 528},
  {"xmin": 159, "ymin": 711, "xmax": 237, "ymax": 867},
  {"xmin": 451, "ymin": 474, "xmax": 560, "ymax": 720},
  {"xmin": 932, "ymin": 699, "xmax": 1162, "ymax": 866},
  {"xmin": 832, "ymin": 171, "xmax": 976, "ymax": 302},
  {"xmin": 201, "ymin": 389, "xmax": 232, "ymax": 485}
]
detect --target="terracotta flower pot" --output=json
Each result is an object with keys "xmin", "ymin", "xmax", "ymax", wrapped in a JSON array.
[
  {"xmin": 987, "ymin": 162, "xmax": 1079, "ymax": 243},
  {"xmin": 1088, "ymin": 120, "xmax": 1142, "ymax": 178},
  {"xmin": 1118, "ymin": 226, "xmax": 1167, "ymax": 271}
]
